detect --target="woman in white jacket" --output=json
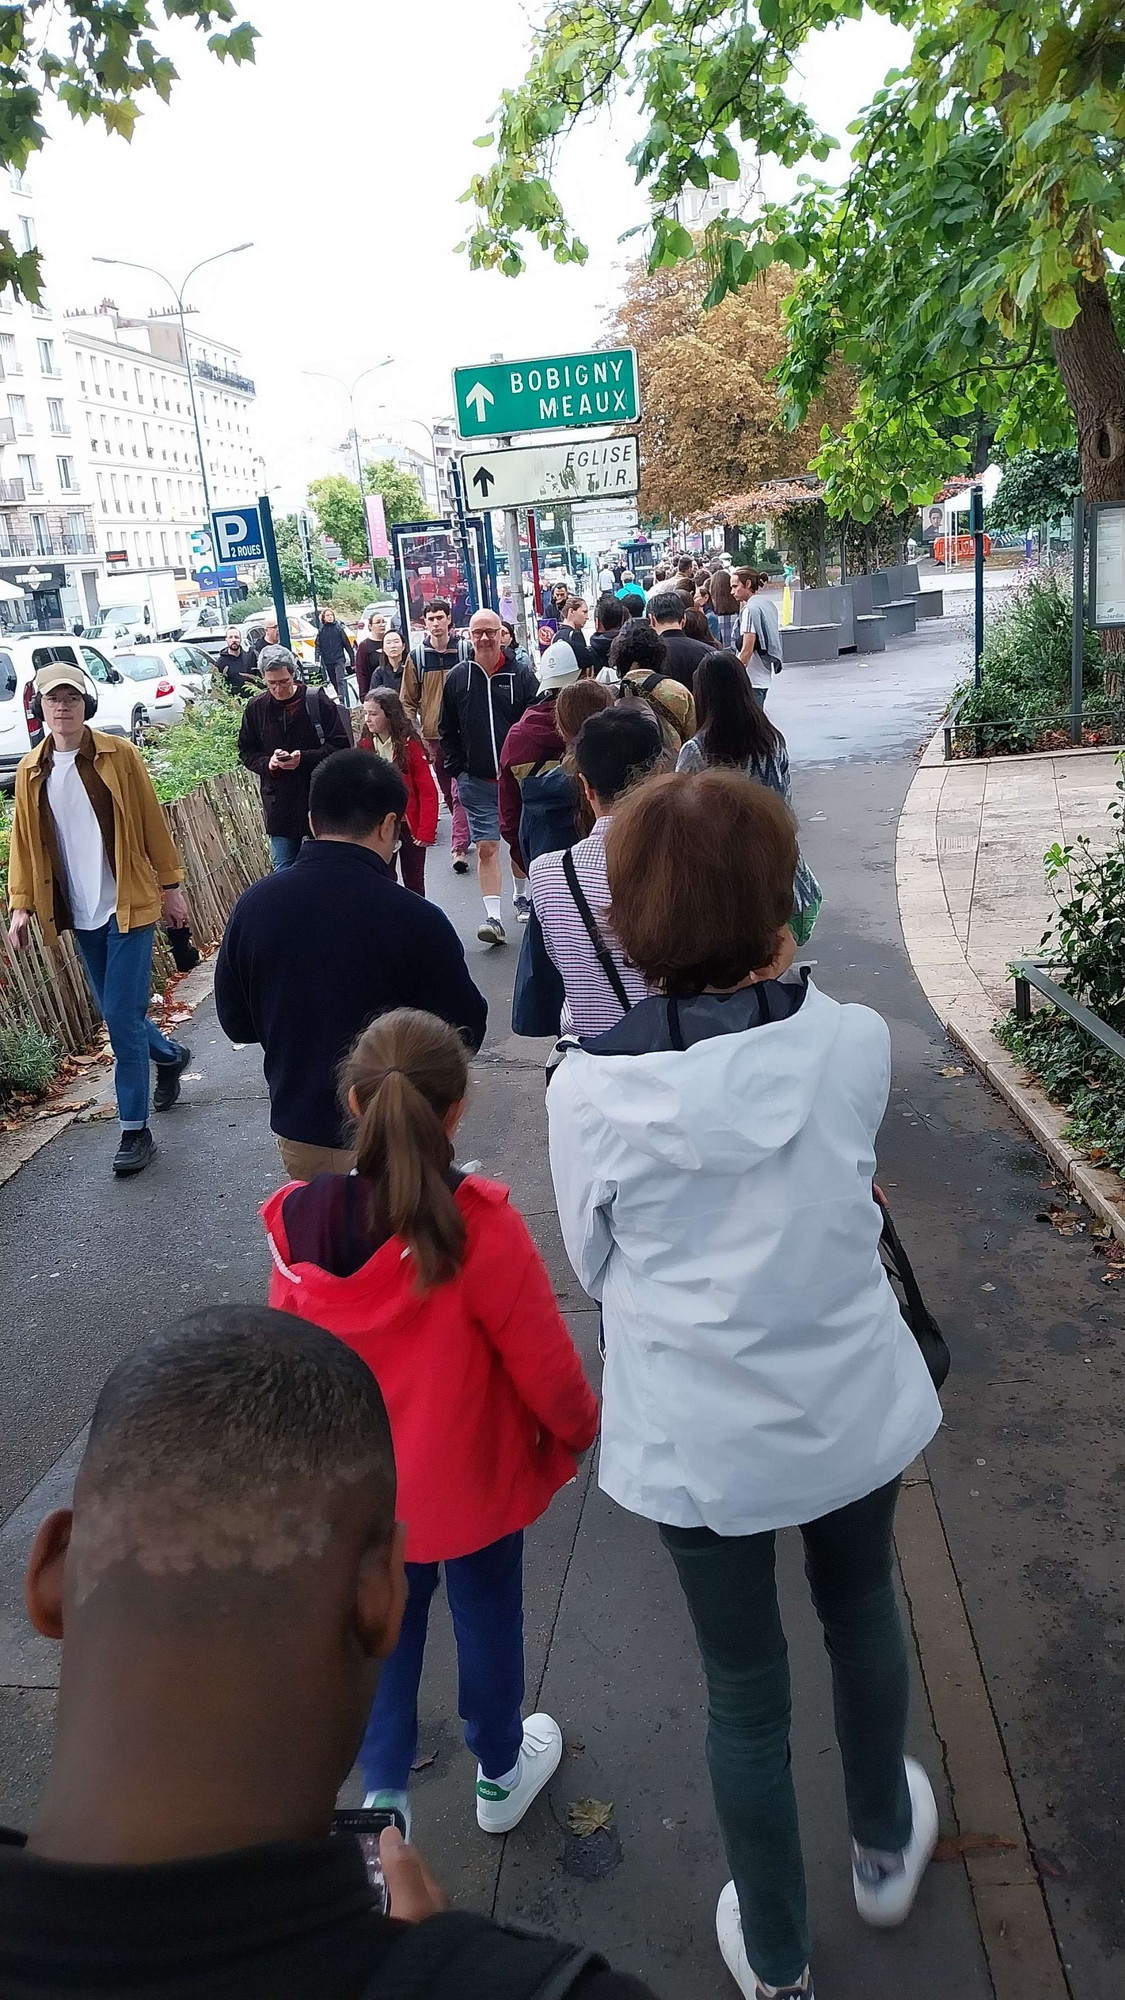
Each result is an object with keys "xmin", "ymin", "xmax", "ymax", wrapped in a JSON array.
[{"xmin": 547, "ymin": 770, "xmax": 943, "ymax": 2000}]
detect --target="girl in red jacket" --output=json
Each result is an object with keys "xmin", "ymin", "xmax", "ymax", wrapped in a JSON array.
[
  {"xmin": 262, "ymin": 1007, "xmax": 598, "ymax": 1837},
  {"xmin": 359, "ymin": 688, "xmax": 438, "ymax": 896}
]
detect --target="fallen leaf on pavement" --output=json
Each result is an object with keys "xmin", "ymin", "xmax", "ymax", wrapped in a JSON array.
[
  {"xmin": 564, "ymin": 1739, "xmax": 585, "ymax": 1757},
  {"xmin": 934, "ymin": 1834, "xmax": 1018, "ymax": 1862},
  {"xmin": 567, "ymin": 1798, "xmax": 614, "ymax": 1837},
  {"xmin": 939, "ymin": 1066, "xmax": 964, "ymax": 1077},
  {"xmin": 410, "ymin": 1752, "xmax": 436, "ymax": 1772},
  {"xmin": 1035, "ymin": 1208, "xmax": 1085, "ymax": 1236}
]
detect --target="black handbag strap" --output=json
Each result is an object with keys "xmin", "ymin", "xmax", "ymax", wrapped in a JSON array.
[
  {"xmin": 561, "ymin": 846, "xmax": 632, "ymax": 1013},
  {"xmin": 877, "ymin": 1200, "xmax": 931, "ymax": 1330}
]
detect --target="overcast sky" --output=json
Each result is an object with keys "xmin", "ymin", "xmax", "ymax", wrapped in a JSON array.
[{"xmin": 35, "ymin": 0, "xmax": 910, "ymax": 510}]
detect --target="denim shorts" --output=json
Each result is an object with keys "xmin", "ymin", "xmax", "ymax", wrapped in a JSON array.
[{"xmin": 454, "ymin": 773, "xmax": 500, "ymax": 845}]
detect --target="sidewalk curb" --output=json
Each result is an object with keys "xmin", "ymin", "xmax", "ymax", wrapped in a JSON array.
[{"xmin": 896, "ymin": 1464, "xmax": 1071, "ymax": 2000}]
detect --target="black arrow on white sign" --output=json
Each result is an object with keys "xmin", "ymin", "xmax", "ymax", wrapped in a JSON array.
[{"xmin": 472, "ymin": 465, "xmax": 496, "ymax": 497}]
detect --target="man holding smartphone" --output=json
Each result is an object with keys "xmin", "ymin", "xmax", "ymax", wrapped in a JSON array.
[{"xmin": 3, "ymin": 1307, "xmax": 656, "ymax": 2000}]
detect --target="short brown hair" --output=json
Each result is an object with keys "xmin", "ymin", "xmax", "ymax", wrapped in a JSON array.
[{"xmin": 605, "ymin": 770, "xmax": 797, "ymax": 994}]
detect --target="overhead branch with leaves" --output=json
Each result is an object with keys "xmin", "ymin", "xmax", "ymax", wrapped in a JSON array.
[
  {"xmin": 465, "ymin": 1, "xmax": 1125, "ymax": 521},
  {"xmin": 0, "ymin": 1, "xmax": 257, "ymax": 301}
]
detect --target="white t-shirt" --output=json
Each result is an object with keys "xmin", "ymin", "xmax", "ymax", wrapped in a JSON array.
[
  {"xmin": 597, "ymin": 568, "xmax": 615, "ymax": 593},
  {"xmin": 740, "ymin": 598, "xmax": 780, "ymax": 688},
  {"xmin": 46, "ymin": 750, "xmax": 116, "ymax": 931}
]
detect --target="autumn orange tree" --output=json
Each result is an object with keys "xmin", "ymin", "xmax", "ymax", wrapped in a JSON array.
[{"xmin": 610, "ymin": 258, "xmax": 851, "ymax": 519}]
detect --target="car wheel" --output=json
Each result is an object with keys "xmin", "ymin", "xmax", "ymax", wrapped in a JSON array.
[{"xmin": 130, "ymin": 707, "xmax": 147, "ymax": 745}]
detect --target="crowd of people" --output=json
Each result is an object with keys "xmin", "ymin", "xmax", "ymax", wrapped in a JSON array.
[{"xmin": 2, "ymin": 549, "xmax": 942, "ymax": 2000}]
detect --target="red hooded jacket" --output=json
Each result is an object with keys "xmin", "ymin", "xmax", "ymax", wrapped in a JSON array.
[
  {"xmin": 262, "ymin": 1173, "xmax": 598, "ymax": 1563},
  {"xmin": 359, "ymin": 731, "xmax": 439, "ymax": 846}
]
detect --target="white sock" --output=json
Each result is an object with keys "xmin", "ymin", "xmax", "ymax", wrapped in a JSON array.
[
  {"xmin": 513, "ymin": 882, "xmax": 527, "ymax": 903},
  {"xmin": 484, "ymin": 895, "xmax": 502, "ymax": 921},
  {"xmin": 486, "ymin": 1755, "xmax": 522, "ymax": 1792}
]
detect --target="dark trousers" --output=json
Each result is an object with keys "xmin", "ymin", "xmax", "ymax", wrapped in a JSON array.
[
  {"xmin": 661, "ymin": 1478, "xmax": 912, "ymax": 1986},
  {"xmin": 360, "ymin": 1530, "xmax": 525, "ymax": 1793},
  {"xmin": 394, "ymin": 824, "xmax": 427, "ymax": 896}
]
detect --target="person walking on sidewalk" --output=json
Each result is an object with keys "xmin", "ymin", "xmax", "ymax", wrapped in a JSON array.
[
  {"xmin": 263, "ymin": 1008, "xmax": 598, "ymax": 1839},
  {"xmin": 353, "ymin": 612, "xmax": 387, "ymax": 699},
  {"xmin": 219, "ymin": 625, "xmax": 258, "ymax": 695},
  {"xmin": 367, "ymin": 626, "xmax": 408, "ymax": 697},
  {"xmin": 314, "ymin": 607, "xmax": 355, "ymax": 702},
  {"xmin": 6, "ymin": 664, "xmax": 192, "ymax": 1178},
  {"xmin": 400, "ymin": 598, "xmax": 472, "ymax": 872},
  {"xmin": 438, "ymin": 608, "xmax": 539, "ymax": 946},
  {"xmin": 547, "ymin": 771, "xmax": 943, "ymax": 2000},
  {"xmin": 358, "ymin": 689, "xmax": 438, "ymax": 897},
  {"xmin": 216, "ymin": 751, "xmax": 486, "ymax": 1183},
  {"xmin": 238, "ymin": 646, "xmax": 351, "ymax": 870}
]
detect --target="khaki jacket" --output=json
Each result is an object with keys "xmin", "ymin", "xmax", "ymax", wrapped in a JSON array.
[
  {"xmin": 401, "ymin": 639, "xmax": 466, "ymax": 741},
  {"xmin": 7, "ymin": 728, "xmax": 184, "ymax": 946}
]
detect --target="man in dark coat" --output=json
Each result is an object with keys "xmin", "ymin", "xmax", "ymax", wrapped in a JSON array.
[
  {"xmin": 215, "ymin": 750, "xmax": 487, "ymax": 1180},
  {"xmin": 314, "ymin": 608, "xmax": 354, "ymax": 700},
  {"xmin": 237, "ymin": 645, "xmax": 351, "ymax": 869}
]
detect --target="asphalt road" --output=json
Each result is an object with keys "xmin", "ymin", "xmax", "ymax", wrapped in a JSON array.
[{"xmin": 0, "ymin": 620, "xmax": 1119, "ymax": 1995}]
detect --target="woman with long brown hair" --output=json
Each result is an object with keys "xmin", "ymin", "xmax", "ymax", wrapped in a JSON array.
[
  {"xmin": 709, "ymin": 563, "xmax": 739, "ymax": 649},
  {"xmin": 359, "ymin": 688, "xmax": 438, "ymax": 896},
  {"xmin": 264, "ymin": 1007, "xmax": 597, "ymax": 1841}
]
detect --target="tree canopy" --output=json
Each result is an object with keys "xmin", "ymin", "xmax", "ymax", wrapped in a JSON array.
[
  {"xmin": 465, "ymin": 0, "xmax": 1125, "ymax": 518},
  {"xmin": 610, "ymin": 256, "xmax": 852, "ymax": 518},
  {"xmin": 0, "ymin": 2, "xmax": 256, "ymax": 301},
  {"xmin": 307, "ymin": 461, "xmax": 426, "ymax": 571},
  {"xmin": 988, "ymin": 450, "xmax": 1081, "ymax": 534}
]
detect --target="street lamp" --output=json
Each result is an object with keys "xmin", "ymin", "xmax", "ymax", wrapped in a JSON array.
[
  {"xmin": 303, "ymin": 363, "xmax": 394, "ymax": 583},
  {"xmin": 376, "ymin": 410, "xmax": 442, "ymax": 515},
  {"xmin": 93, "ymin": 245, "xmax": 253, "ymax": 535}
]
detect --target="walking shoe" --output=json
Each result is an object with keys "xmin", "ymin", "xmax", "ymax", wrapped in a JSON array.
[
  {"xmin": 452, "ymin": 851, "xmax": 470, "ymax": 874},
  {"xmin": 513, "ymin": 893, "xmax": 532, "ymax": 924},
  {"xmin": 113, "ymin": 1128, "xmax": 155, "ymax": 1177},
  {"xmin": 852, "ymin": 1757, "xmax": 939, "ymax": 1928},
  {"xmin": 477, "ymin": 915, "xmax": 507, "ymax": 946},
  {"xmin": 362, "ymin": 1788, "xmax": 412, "ymax": 1842},
  {"xmin": 152, "ymin": 1043, "xmax": 191, "ymax": 1112},
  {"xmin": 716, "ymin": 1882, "xmax": 813, "ymax": 1999},
  {"xmin": 476, "ymin": 1714, "xmax": 562, "ymax": 1833}
]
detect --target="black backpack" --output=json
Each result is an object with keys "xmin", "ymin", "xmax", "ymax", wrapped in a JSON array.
[{"xmin": 367, "ymin": 1909, "xmax": 605, "ymax": 1999}]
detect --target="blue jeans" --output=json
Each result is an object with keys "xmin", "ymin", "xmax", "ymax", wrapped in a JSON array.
[
  {"xmin": 361, "ymin": 1530, "xmax": 525, "ymax": 1793},
  {"xmin": 270, "ymin": 834, "xmax": 303, "ymax": 870},
  {"xmin": 74, "ymin": 918, "xmax": 179, "ymax": 1130},
  {"xmin": 661, "ymin": 1478, "xmax": 912, "ymax": 1986}
]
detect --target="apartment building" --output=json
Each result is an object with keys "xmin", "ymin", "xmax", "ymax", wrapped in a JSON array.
[
  {"xmin": 63, "ymin": 304, "xmax": 258, "ymax": 583},
  {"xmin": 0, "ymin": 171, "xmax": 102, "ymax": 631}
]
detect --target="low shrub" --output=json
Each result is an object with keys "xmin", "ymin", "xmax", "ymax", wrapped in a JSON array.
[
  {"xmin": 0, "ymin": 1019, "xmax": 60, "ymax": 1102},
  {"xmin": 996, "ymin": 1012, "xmax": 1125, "ymax": 1178},
  {"xmin": 142, "ymin": 688, "xmax": 246, "ymax": 803},
  {"xmin": 947, "ymin": 570, "xmax": 1110, "ymax": 755}
]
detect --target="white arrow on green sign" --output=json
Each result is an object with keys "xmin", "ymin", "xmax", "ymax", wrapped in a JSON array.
[{"xmin": 453, "ymin": 348, "xmax": 640, "ymax": 437}]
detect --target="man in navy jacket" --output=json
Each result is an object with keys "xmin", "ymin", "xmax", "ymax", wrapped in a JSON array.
[{"xmin": 215, "ymin": 751, "xmax": 487, "ymax": 1180}]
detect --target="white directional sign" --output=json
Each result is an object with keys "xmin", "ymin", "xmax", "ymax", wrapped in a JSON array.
[{"xmin": 460, "ymin": 437, "xmax": 640, "ymax": 512}]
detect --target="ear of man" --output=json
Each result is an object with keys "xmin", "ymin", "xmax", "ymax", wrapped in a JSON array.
[{"xmin": 25, "ymin": 1509, "xmax": 71, "ymax": 1642}]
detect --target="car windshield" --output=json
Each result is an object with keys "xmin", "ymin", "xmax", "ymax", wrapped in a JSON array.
[
  {"xmin": 93, "ymin": 606, "xmax": 143, "ymax": 630},
  {"xmin": 116, "ymin": 654, "xmax": 165, "ymax": 681}
]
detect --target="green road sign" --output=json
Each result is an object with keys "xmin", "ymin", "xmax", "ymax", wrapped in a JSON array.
[{"xmin": 453, "ymin": 348, "xmax": 640, "ymax": 438}]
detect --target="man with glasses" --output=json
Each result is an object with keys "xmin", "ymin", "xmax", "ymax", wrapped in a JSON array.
[
  {"xmin": 238, "ymin": 645, "xmax": 351, "ymax": 870},
  {"xmin": 401, "ymin": 598, "xmax": 472, "ymax": 872},
  {"xmin": 437, "ymin": 610, "xmax": 539, "ymax": 945}
]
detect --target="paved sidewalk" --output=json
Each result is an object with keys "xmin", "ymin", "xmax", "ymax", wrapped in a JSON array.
[{"xmin": 897, "ymin": 738, "xmax": 1121, "ymax": 1034}]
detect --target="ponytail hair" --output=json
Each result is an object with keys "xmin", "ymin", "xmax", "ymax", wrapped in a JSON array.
[{"xmin": 342, "ymin": 1009, "xmax": 469, "ymax": 1290}]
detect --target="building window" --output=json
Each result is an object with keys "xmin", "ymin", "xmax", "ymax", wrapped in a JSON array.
[
  {"xmin": 18, "ymin": 453, "xmax": 40, "ymax": 492},
  {"xmin": 31, "ymin": 513, "xmax": 51, "ymax": 555},
  {"xmin": 67, "ymin": 511, "xmax": 85, "ymax": 545},
  {"xmin": 110, "ymin": 474, "xmax": 120, "ymax": 509},
  {"xmin": 18, "ymin": 215, "xmax": 35, "ymax": 254},
  {"xmin": 47, "ymin": 397, "xmax": 66, "ymax": 434},
  {"xmin": 0, "ymin": 332, "xmax": 19, "ymax": 375},
  {"xmin": 57, "ymin": 455, "xmax": 75, "ymax": 489},
  {"xmin": 9, "ymin": 167, "xmax": 23, "ymax": 193},
  {"xmin": 7, "ymin": 394, "xmax": 28, "ymax": 431},
  {"xmin": 36, "ymin": 337, "xmax": 56, "ymax": 375}
]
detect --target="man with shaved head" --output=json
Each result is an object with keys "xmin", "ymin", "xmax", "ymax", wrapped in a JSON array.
[
  {"xmin": 438, "ymin": 608, "xmax": 539, "ymax": 945},
  {"xmin": 2, "ymin": 1307, "xmax": 654, "ymax": 1999}
]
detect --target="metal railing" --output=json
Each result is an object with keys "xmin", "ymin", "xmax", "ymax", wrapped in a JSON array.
[
  {"xmin": 1012, "ymin": 959, "xmax": 1125, "ymax": 1065},
  {"xmin": 0, "ymin": 478, "xmax": 24, "ymax": 503},
  {"xmin": 193, "ymin": 358, "xmax": 255, "ymax": 395},
  {"xmin": 0, "ymin": 417, "xmax": 13, "ymax": 444},
  {"xmin": 0, "ymin": 530, "xmax": 97, "ymax": 558},
  {"xmin": 944, "ymin": 692, "xmax": 1125, "ymax": 760}
]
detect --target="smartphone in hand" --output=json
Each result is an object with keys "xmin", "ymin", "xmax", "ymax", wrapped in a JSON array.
[{"xmin": 331, "ymin": 1806, "xmax": 407, "ymax": 1914}]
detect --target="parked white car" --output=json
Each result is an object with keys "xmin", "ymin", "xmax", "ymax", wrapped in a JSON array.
[
  {"xmin": 113, "ymin": 642, "xmax": 214, "ymax": 728},
  {"xmin": 0, "ymin": 634, "xmax": 145, "ymax": 786}
]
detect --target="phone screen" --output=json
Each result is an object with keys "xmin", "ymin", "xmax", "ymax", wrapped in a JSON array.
[{"xmin": 331, "ymin": 1807, "xmax": 406, "ymax": 1914}]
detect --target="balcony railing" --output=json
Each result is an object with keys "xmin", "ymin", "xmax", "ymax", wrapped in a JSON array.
[
  {"xmin": 0, "ymin": 478, "xmax": 25, "ymax": 503},
  {"xmin": 0, "ymin": 530, "xmax": 98, "ymax": 558},
  {"xmin": 193, "ymin": 358, "xmax": 256, "ymax": 395},
  {"xmin": 0, "ymin": 416, "xmax": 13, "ymax": 444},
  {"xmin": 49, "ymin": 422, "xmax": 70, "ymax": 437}
]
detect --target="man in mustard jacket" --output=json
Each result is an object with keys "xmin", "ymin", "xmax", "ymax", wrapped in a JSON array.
[{"xmin": 6, "ymin": 664, "xmax": 192, "ymax": 1177}]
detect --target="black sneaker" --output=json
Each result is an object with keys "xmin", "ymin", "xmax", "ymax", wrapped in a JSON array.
[
  {"xmin": 476, "ymin": 915, "xmax": 506, "ymax": 946},
  {"xmin": 113, "ymin": 1128, "xmax": 155, "ymax": 1176},
  {"xmin": 153, "ymin": 1044, "xmax": 191, "ymax": 1113},
  {"xmin": 452, "ymin": 852, "xmax": 470, "ymax": 874}
]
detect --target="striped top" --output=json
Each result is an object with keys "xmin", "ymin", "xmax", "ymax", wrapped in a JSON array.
[{"xmin": 529, "ymin": 816, "xmax": 652, "ymax": 1036}]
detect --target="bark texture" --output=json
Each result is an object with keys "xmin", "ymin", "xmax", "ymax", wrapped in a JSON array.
[{"xmin": 1050, "ymin": 276, "xmax": 1125, "ymax": 687}]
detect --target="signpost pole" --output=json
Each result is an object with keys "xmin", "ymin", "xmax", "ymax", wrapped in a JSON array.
[
  {"xmin": 527, "ymin": 509, "xmax": 543, "ymax": 617},
  {"xmin": 299, "ymin": 509, "xmax": 319, "ymax": 628},
  {"xmin": 258, "ymin": 494, "xmax": 291, "ymax": 652},
  {"xmin": 449, "ymin": 461, "xmax": 479, "ymax": 617},
  {"xmin": 481, "ymin": 511, "xmax": 499, "ymax": 612},
  {"xmin": 1071, "ymin": 492, "xmax": 1086, "ymax": 746},
  {"xmin": 971, "ymin": 484, "xmax": 985, "ymax": 688}
]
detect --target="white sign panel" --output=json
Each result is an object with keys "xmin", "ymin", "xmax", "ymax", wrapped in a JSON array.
[
  {"xmin": 460, "ymin": 437, "xmax": 640, "ymax": 512},
  {"xmin": 1090, "ymin": 501, "xmax": 1125, "ymax": 627}
]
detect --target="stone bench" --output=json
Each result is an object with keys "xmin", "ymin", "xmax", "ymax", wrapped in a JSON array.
[
  {"xmin": 854, "ymin": 613, "xmax": 887, "ymax": 653},
  {"xmin": 780, "ymin": 622, "xmax": 841, "ymax": 664}
]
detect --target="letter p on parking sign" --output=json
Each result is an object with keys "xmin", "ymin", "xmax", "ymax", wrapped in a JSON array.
[{"xmin": 211, "ymin": 505, "xmax": 265, "ymax": 565}]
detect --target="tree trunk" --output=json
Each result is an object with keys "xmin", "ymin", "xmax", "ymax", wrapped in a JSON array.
[{"xmin": 1050, "ymin": 275, "xmax": 1125, "ymax": 697}]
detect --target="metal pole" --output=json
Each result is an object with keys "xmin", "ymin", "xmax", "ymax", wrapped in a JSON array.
[
  {"xmin": 489, "ymin": 351, "xmax": 532, "ymax": 659},
  {"xmin": 971, "ymin": 484, "xmax": 985, "ymax": 688},
  {"xmin": 1071, "ymin": 491, "xmax": 1086, "ymax": 745},
  {"xmin": 527, "ymin": 509, "xmax": 543, "ymax": 616},
  {"xmin": 299, "ymin": 509, "xmax": 319, "ymax": 627},
  {"xmin": 178, "ymin": 294, "xmax": 213, "ymax": 536},
  {"xmin": 449, "ymin": 461, "xmax": 479, "ymax": 616},
  {"xmin": 351, "ymin": 417, "xmax": 378, "ymax": 588},
  {"xmin": 258, "ymin": 495, "xmax": 291, "ymax": 652},
  {"xmin": 481, "ymin": 510, "xmax": 499, "ymax": 611}
]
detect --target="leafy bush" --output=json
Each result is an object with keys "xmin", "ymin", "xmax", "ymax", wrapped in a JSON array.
[
  {"xmin": 987, "ymin": 450, "xmax": 1080, "ymax": 536},
  {"xmin": 0, "ymin": 1019, "xmax": 60, "ymax": 1102},
  {"xmin": 948, "ymin": 571, "xmax": 1110, "ymax": 754},
  {"xmin": 142, "ymin": 688, "xmax": 246, "ymax": 803},
  {"xmin": 994, "ymin": 761, "xmax": 1125, "ymax": 1176}
]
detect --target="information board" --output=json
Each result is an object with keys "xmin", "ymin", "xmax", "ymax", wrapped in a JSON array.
[{"xmin": 1089, "ymin": 501, "xmax": 1125, "ymax": 627}]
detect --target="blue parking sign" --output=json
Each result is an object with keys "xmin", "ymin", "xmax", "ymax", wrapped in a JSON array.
[{"xmin": 211, "ymin": 505, "xmax": 264, "ymax": 564}]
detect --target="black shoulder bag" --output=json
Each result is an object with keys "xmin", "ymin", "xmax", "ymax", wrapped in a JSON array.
[
  {"xmin": 561, "ymin": 846, "xmax": 632, "ymax": 1015},
  {"xmin": 875, "ymin": 1192, "xmax": 950, "ymax": 1389}
]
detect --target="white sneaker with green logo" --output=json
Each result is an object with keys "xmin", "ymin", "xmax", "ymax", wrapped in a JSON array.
[{"xmin": 475, "ymin": 1713, "xmax": 563, "ymax": 1833}]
